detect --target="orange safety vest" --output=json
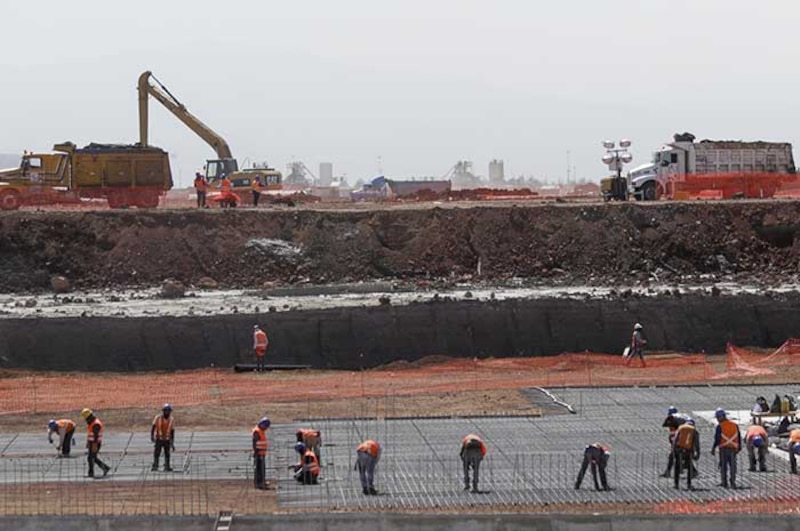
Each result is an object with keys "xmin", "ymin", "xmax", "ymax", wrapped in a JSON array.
[
  {"xmin": 674, "ymin": 424, "xmax": 696, "ymax": 450},
  {"xmin": 298, "ymin": 428, "xmax": 321, "ymax": 441},
  {"xmin": 251, "ymin": 180, "xmax": 261, "ymax": 192},
  {"xmin": 57, "ymin": 419, "xmax": 75, "ymax": 432},
  {"xmin": 302, "ymin": 450, "xmax": 320, "ymax": 476},
  {"xmin": 790, "ymin": 429, "xmax": 800, "ymax": 444},
  {"xmin": 745, "ymin": 425, "xmax": 767, "ymax": 443},
  {"xmin": 221, "ymin": 178, "xmax": 232, "ymax": 193},
  {"xmin": 252, "ymin": 426, "xmax": 268, "ymax": 456},
  {"xmin": 357, "ymin": 439, "xmax": 380, "ymax": 458},
  {"xmin": 254, "ymin": 329, "xmax": 268, "ymax": 349},
  {"xmin": 462, "ymin": 434, "xmax": 488, "ymax": 456},
  {"xmin": 87, "ymin": 418, "xmax": 103, "ymax": 444},
  {"xmin": 152, "ymin": 414, "xmax": 174, "ymax": 441},
  {"xmin": 719, "ymin": 419, "xmax": 740, "ymax": 449},
  {"xmin": 194, "ymin": 177, "xmax": 207, "ymax": 192}
]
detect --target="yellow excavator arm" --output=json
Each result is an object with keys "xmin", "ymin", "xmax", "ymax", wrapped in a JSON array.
[{"xmin": 138, "ymin": 71, "xmax": 234, "ymax": 160}]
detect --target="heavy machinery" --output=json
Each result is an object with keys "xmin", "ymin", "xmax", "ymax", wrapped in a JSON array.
[
  {"xmin": 629, "ymin": 132, "xmax": 796, "ymax": 200},
  {"xmin": 138, "ymin": 71, "xmax": 281, "ymax": 205},
  {"xmin": 0, "ymin": 142, "xmax": 172, "ymax": 210}
]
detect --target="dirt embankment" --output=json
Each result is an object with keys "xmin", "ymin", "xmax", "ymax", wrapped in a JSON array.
[{"xmin": 0, "ymin": 201, "xmax": 799, "ymax": 293}]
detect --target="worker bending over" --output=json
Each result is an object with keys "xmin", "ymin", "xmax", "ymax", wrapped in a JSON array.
[
  {"xmin": 82, "ymin": 408, "xmax": 110, "ymax": 478},
  {"xmin": 356, "ymin": 439, "xmax": 381, "ymax": 495},
  {"xmin": 47, "ymin": 418, "xmax": 76, "ymax": 457},
  {"xmin": 672, "ymin": 418, "xmax": 700, "ymax": 490},
  {"xmin": 574, "ymin": 443, "xmax": 610, "ymax": 491},
  {"xmin": 151, "ymin": 404, "xmax": 175, "ymax": 472},
  {"xmin": 661, "ymin": 406, "xmax": 690, "ymax": 478},
  {"xmin": 291, "ymin": 442, "xmax": 320, "ymax": 484},
  {"xmin": 460, "ymin": 433, "xmax": 487, "ymax": 493},
  {"xmin": 252, "ymin": 417, "xmax": 271, "ymax": 490},
  {"xmin": 296, "ymin": 428, "xmax": 322, "ymax": 459},
  {"xmin": 711, "ymin": 408, "xmax": 741, "ymax": 489},
  {"xmin": 789, "ymin": 428, "xmax": 800, "ymax": 474},
  {"xmin": 744, "ymin": 424, "xmax": 768, "ymax": 472}
]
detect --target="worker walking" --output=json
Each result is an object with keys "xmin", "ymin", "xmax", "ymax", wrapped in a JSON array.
[
  {"xmin": 356, "ymin": 439, "xmax": 381, "ymax": 495},
  {"xmin": 251, "ymin": 176, "xmax": 262, "ymax": 207},
  {"xmin": 296, "ymin": 428, "xmax": 322, "ymax": 460},
  {"xmin": 193, "ymin": 171, "xmax": 207, "ymax": 208},
  {"xmin": 47, "ymin": 418, "xmax": 76, "ymax": 457},
  {"xmin": 661, "ymin": 406, "xmax": 688, "ymax": 477},
  {"xmin": 151, "ymin": 404, "xmax": 175, "ymax": 472},
  {"xmin": 711, "ymin": 408, "xmax": 741, "ymax": 488},
  {"xmin": 460, "ymin": 433, "xmax": 487, "ymax": 493},
  {"xmin": 574, "ymin": 442, "xmax": 610, "ymax": 491},
  {"xmin": 625, "ymin": 323, "xmax": 647, "ymax": 367},
  {"xmin": 252, "ymin": 417, "xmax": 270, "ymax": 490},
  {"xmin": 789, "ymin": 428, "xmax": 800, "ymax": 474},
  {"xmin": 253, "ymin": 324, "xmax": 269, "ymax": 372},
  {"xmin": 672, "ymin": 418, "xmax": 700, "ymax": 490},
  {"xmin": 291, "ymin": 442, "xmax": 320, "ymax": 484},
  {"xmin": 744, "ymin": 424, "xmax": 768, "ymax": 472},
  {"xmin": 81, "ymin": 408, "xmax": 110, "ymax": 478}
]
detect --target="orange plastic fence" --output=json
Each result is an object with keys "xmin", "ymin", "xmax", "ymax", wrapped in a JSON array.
[{"xmin": 665, "ymin": 172, "xmax": 799, "ymax": 200}]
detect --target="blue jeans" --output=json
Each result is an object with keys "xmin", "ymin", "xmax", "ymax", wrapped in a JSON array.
[{"xmin": 719, "ymin": 448, "xmax": 737, "ymax": 487}]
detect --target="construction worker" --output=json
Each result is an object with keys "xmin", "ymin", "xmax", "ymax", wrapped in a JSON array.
[
  {"xmin": 661, "ymin": 406, "xmax": 688, "ymax": 477},
  {"xmin": 575, "ymin": 442, "xmax": 610, "ymax": 491},
  {"xmin": 789, "ymin": 428, "xmax": 800, "ymax": 474},
  {"xmin": 47, "ymin": 418, "xmax": 76, "ymax": 457},
  {"xmin": 81, "ymin": 408, "xmax": 110, "ymax": 479},
  {"xmin": 150, "ymin": 404, "xmax": 175, "ymax": 472},
  {"xmin": 711, "ymin": 408, "xmax": 741, "ymax": 488},
  {"xmin": 356, "ymin": 439, "xmax": 381, "ymax": 495},
  {"xmin": 672, "ymin": 418, "xmax": 700, "ymax": 490},
  {"xmin": 291, "ymin": 442, "xmax": 320, "ymax": 484},
  {"xmin": 296, "ymin": 428, "xmax": 322, "ymax": 459},
  {"xmin": 251, "ymin": 176, "xmax": 262, "ymax": 207},
  {"xmin": 253, "ymin": 324, "xmax": 268, "ymax": 372},
  {"xmin": 219, "ymin": 174, "xmax": 236, "ymax": 208},
  {"xmin": 193, "ymin": 171, "xmax": 207, "ymax": 208},
  {"xmin": 744, "ymin": 424, "xmax": 768, "ymax": 472},
  {"xmin": 625, "ymin": 323, "xmax": 647, "ymax": 367},
  {"xmin": 460, "ymin": 433, "xmax": 487, "ymax": 493},
  {"xmin": 252, "ymin": 417, "xmax": 270, "ymax": 489}
]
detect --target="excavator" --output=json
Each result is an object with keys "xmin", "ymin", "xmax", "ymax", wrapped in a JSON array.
[{"xmin": 138, "ymin": 71, "xmax": 282, "ymax": 206}]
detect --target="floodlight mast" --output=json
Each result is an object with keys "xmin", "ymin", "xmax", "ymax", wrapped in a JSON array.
[{"xmin": 601, "ymin": 139, "xmax": 634, "ymax": 201}]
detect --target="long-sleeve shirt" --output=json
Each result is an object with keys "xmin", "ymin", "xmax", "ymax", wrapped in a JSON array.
[{"xmin": 712, "ymin": 420, "xmax": 742, "ymax": 451}]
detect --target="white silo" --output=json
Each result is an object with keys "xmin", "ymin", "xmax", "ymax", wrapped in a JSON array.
[
  {"xmin": 489, "ymin": 159, "xmax": 505, "ymax": 184},
  {"xmin": 319, "ymin": 162, "xmax": 333, "ymax": 186}
]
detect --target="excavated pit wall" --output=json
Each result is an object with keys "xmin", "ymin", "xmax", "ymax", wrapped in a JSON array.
[{"xmin": 0, "ymin": 292, "xmax": 797, "ymax": 371}]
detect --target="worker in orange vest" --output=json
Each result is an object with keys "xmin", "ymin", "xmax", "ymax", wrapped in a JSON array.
[
  {"xmin": 252, "ymin": 417, "xmax": 270, "ymax": 489},
  {"xmin": 711, "ymin": 408, "xmax": 741, "ymax": 488},
  {"xmin": 672, "ymin": 418, "xmax": 700, "ymax": 490},
  {"xmin": 47, "ymin": 418, "xmax": 76, "ymax": 457},
  {"xmin": 625, "ymin": 323, "xmax": 647, "ymax": 367},
  {"xmin": 81, "ymin": 408, "xmax": 110, "ymax": 478},
  {"xmin": 251, "ymin": 176, "xmax": 262, "ymax": 207},
  {"xmin": 356, "ymin": 439, "xmax": 381, "ymax": 495},
  {"xmin": 789, "ymin": 428, "xmax": 800, "ymax": 474},
  {"xmin": 460, "ymin": 434, "xmax": 487, "ymax": 493},
  {"xmin": 151, "ymin": 403, "xmax": 175, "ymax": 472},
  {"xmin": 291, "ymin": 442, "xmax": 320, "ymax": 484},
  {"xmin": 193, "ymin": 171, "xmax": 207, "ymax": 208},
  {"xmin": 575, "ymin": 442, "xmax": 611, "ymax": 491},
  {"xmin": 296, "ymin": 428, "xmax": 322, "ymax": 459},
  {"xmin": 744, "ymin": 424, "xmax": 768, "ymax": 472},
  {"xmin": 253, "ymin": 324, "xmax": 269, "ymax": 372}
]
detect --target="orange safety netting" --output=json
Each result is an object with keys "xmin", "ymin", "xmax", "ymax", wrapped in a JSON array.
[
  {"xmin": 655, "ymin": 496, "xmax": 800, "ymax": 515},
  {"xmin": 715, "ymin": 338, "xmax": 800, "ymax": 379},
  {"xmin": 665, "ymin": 172, "xmax": 799, "ymax": 200},
  {"xmin": 0, "ymin": 350, "xmax": 720, "ymax": 415}
]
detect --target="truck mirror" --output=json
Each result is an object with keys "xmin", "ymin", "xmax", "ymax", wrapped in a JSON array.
[{"xmin": 660, "ymin": 160, "xmax": 670, "ymax": 167}]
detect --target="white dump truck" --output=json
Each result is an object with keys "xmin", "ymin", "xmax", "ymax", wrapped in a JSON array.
[{"xmin": 629, "ymin": 132, "xmax": 796, "ymax": 200}]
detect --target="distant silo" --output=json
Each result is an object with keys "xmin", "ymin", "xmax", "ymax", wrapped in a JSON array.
[
  {"xmin": 319, "ymin": 162, "xmax": 333, "ymax": 186},
  {"xmin": 489, "ymin": 159, "xmax": 505, "ymax": 183}
]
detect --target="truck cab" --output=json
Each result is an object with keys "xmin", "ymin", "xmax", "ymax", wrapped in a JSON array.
[
  {"xmin": 629, "ymin": 141, "xmax": 694, "ymax": 200},
  {"xmin": 0, "ymin": 152, "xmax": 70, "ymax": 186}
]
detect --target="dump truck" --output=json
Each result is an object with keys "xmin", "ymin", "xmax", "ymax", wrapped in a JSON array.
[
  {"xmin": 629, "ymin": 132, "xmax": 796, "ymax": 200},
  {"xmin": 138, "ymin": 71, "xmax": 281, "ymax": 206},
  {"xmin": 0, "ymin": 142, "xmax": 172, "ymax": 210}
]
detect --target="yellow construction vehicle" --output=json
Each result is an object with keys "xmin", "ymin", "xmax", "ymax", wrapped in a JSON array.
[{"xmin": 138, "ymin": 71, "xmax": 281, "ymax": 206}]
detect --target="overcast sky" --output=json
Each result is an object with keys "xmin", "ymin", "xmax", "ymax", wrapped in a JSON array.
[{"xmin": 2, "ymin": 0, "xmax": 799, "ymax": 187}]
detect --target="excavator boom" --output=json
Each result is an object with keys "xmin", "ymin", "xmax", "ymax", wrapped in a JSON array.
[{"xmin": 138, "ymin": 71, "xmax": 234, "ymax": 160}]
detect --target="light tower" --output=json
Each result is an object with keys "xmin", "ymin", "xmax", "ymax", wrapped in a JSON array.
[{"xmin": 601, "ymin": 139, "xmax": 633, "ymax": 201}]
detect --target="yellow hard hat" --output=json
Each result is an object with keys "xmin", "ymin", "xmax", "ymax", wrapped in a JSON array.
[{"xmin": 80, "ymin": 408, "xmax": 93, "ymax": 419}]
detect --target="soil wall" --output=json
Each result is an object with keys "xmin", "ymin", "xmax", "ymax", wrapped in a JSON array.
[{"xmin": 0, "ymin": 293, "xmax": 797, "ymax": 371}]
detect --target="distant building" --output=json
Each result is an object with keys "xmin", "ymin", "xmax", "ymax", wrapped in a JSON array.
[
  {"xmin": 319, "ymin": 162, "xmax": 333, "ymax": 186},
  {"xmin": 489, "ymin": 159, "xmax": 505, "ymax": 184}
]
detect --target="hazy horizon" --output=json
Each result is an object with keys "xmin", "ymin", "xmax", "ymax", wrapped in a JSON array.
[{"xmin": 1, "ymin": 0, "xmax": 798, "ymax": 187}]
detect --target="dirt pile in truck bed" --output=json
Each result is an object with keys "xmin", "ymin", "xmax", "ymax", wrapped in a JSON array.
[{"xmin": 0, "ymin": 201, "xmax": 798, "ymax": 293}]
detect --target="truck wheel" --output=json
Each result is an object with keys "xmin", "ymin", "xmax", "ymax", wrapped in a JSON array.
[
  {"xmin": 0, "ymin": 190, "xmax": 21, "ymax": 211},
  {"xmin": 642, "ymin": 181, "xmax": 659, "ymax": 201}
]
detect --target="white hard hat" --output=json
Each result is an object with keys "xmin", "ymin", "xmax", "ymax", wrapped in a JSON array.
[{"xmin": 634, "ymin": 323, "xmax": 643, "ymax": 330}]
